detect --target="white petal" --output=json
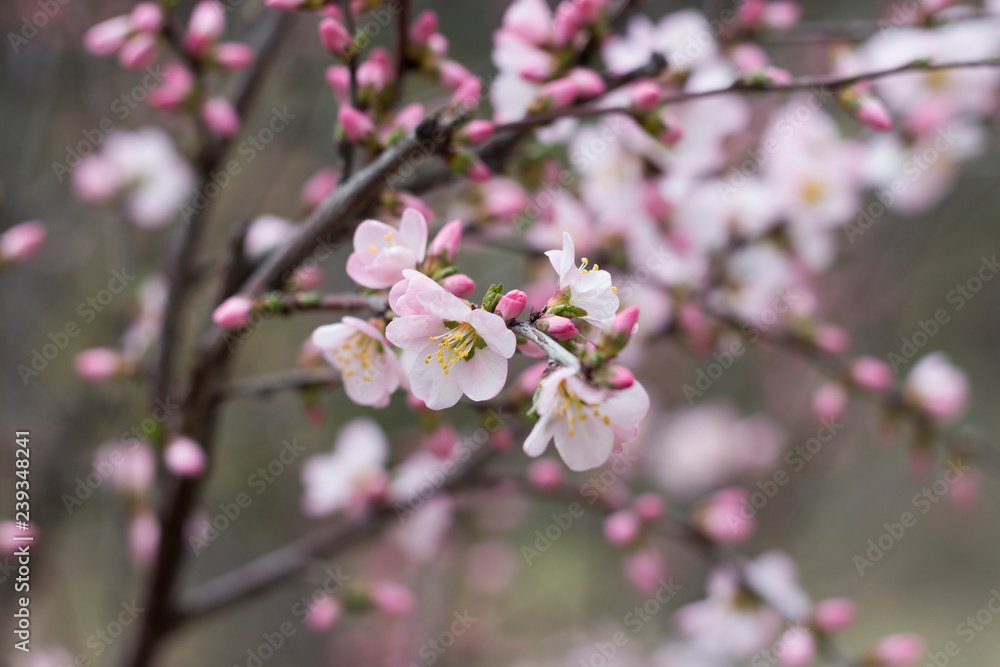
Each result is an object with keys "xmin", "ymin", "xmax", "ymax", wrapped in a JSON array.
[
  {"xmin": 385, "ymin": 315, "xmax": 447, "ymax": 350},
  {"xmin": 455, "ymin": 347, "xmax": 508, "ymax": 401},
  {"xmin": 465, "ymin": 309, "xmax": 517, "ymax": 358},
  {"xmin": 523, "ymin": 413, "xmax": 554, "ymax": 457},
  {"xmin": 553, "ymin": 414, "xmax": 615, "ymax": 471},
  {"xmin": 409, "ymin": 341, "xmax": 465, "ymax": 409}
]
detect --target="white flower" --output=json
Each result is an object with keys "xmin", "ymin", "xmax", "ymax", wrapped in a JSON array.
[
  {"xmin": 300, "ymin": 418, "xmax": 388, "ymax": 517},
  {"xmin": 312, "ymin": 316, "xmax": 402, "ymax": 408},
  {"xmin": 523, "ymin": 366, "xmax": 650, "ymax": 471},
  {"xmin": 545, "ymin": 232, "xmax": 619, "ymax": 326}
]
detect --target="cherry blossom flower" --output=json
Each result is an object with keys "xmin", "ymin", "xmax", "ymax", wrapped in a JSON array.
[
  {"xmin": 312, "ymin": 316, "xmax": 402, "ymax": 408},
  {"xmin": 904, "ymin": 352, "xmax": 969, "ymax": 422},
  {"xmin": 386, "ymin": 274, "xmax": 516, "ymax": 409},
  {"xmin": 300, "ymin": 418, "xmax": 389, "ymax": 517},
  {"xmin": 523, "ymin": 366, "xmax": 650, "ymax": 471},
  {"xmin": 346, "ymin": 208, "xmax": 428, "ymax": 289},
  {"xmin": 545, "ymin": 232, "xmax": 619, "ymax": 326}
]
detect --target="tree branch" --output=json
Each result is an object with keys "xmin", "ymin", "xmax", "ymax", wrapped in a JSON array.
[
  {"xmin": 510, "ymin": 321, "xmax": 581, "ymax": 370},
  {"xmin": 217, "ymin": 368, "xmax": 341, "ymax": 399}
]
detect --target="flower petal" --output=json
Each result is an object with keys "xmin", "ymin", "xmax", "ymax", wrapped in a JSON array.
[
  {"xmin": 312, "ymin": 322, "xmax": 353, "ymax": 351},
  {"xmin": 455, "ymin": 347, "xmax": 508, "ymax": 401},
  {"xmin": 414, "ymin": 286, "xmax": 473, "ymax": 321},
  {"xmin": 409, "ymin": 341, "xmax": 465, "ymax": 409},
  {"xmin": 523, "ymin": 412, "xmax": 554, "ymax": 457},
  {"xmin": 465, "ymin": 309, "xmax": 517, "ymax": 358},
  {"xmin": 553, "ymin": 413, "xmax": 615, "ymax": 471},
  {"xmin": 399, "ymin": 208, "xmax": 428, "ymax": 263},
  {"xmin": 385, "ymin": 315, "xmax": 448, "ymax": 350}
]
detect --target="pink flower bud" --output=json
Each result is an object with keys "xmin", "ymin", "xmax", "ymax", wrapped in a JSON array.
[
  {"xmin": 814, "ymin": 324, "xmax": 850, "ymax": 355},
  {"xmin": 812, "ymin": 383, "xmax": 846, "ymax": 422},
  {"xmin": 292, "ymin": 265, "xmax": 324, "ymax": 290},
  {"xmin": 779, "ymin": 628, "xmax": 815, "ymax": 667},
  {"xmin": 75, "ymin": 348, "xmax": 124, "ymax": 382},
  {"xmin": 326, "ymin": 65, "xmax": 351, "ymax": 103},
  {"xmin": 213, "ymin": 296, "xmax": 254, "ymax": 329},
  {"xmin": 371, "ymin": 581, "xmax": 415, "ymax": 616},
  {"xmin": 851, "ymin": 356, "xmax": 893, "ymax": 391},
  {"xmin": 696, "ymin": 487, "xmax": 754, "ymax": 543},
  {"xmin": 151, "ymin": 64, "xmax": 194, "ymax": 110},
  {"xmin": 632, "ymin": 493, "xmax": 666, "ymax": 521},
  {"xmin": 264, "ymin": 0, "xmax": 309, "ymax": 8},
  {"xmin": 569, "ymin": 68, "xmax": 606, "ymax": 98},
  {"xmin": 319, "ymin": 17, "xmax": 351, "ymax": 56},
  {"xmin": 409, "ymin": 9, "xmax": 438, "ymax": 45},
  {"xmin": 659, "ymin": 122, "xmax": 684, "ymax": 146},
  {"xmin": 201, "ymin": 97, "xmax": 240, "ymax": 137},
  {"xmin": 164, "ymin": 437, "xmax": 207, "ymax": 478},
  {"xmin": 84, "ymin": 16, "xmax": 131, "ymax": 56},
  {"xmin": 451, "ymin": 77, "xmax": 483, "ymax": 111},
  {"xmin": 812, "ymin": 598, "xmax": 856, "ymax": 633},
  {"xmin": 425, "ymin": 426, "xmax": 457, "ymax": 459},
  {"xmin": 527, "ymin": 458, "xmax": 563, "ymax": 491},
  {"xmin": 611, "ymin": 306, "xmax": 639, "ymax": 337},
  {"xmin": 306, "ymin": 596, "xmax": 342, "ymax": 632},
  {"xmin": 119, "ymin": 33, "xmax": 158, "ymax": 69},
  {"xmin": 338, "ymin": 105, "xmax": 374, "ymax": 143},
  {"xmin": 215, "ymin": 42, "xmax": 256, "ymax": 70},
  {"xmin": 393, "ymin": 193, "xmax": 434, "ymax": 221},
  {"xmin": 357, "ymin": 58, "xmax": 389, "ymax": 92},
  {"xmin": 622, "ymin": 548, "xmax": 664, "ymax": 595},
  {"xmin": 458, "ymin": 120, "xmax": 494, "ymax": 145},
  {"xmin": 603, "ymin": 509, "xmax": 641, "ymax": 547},
  {"xmin": 855, "ymin": 95, "xmax": 893, "ymax": 131},
  {"xmin": 130, "ymin": 3, "xmax": 164, "ymax": 32},
  {"xmin": 873, "ymin": 633, "xmax": 925, "ymax": 665},
  {"xmin": 130, "ymin": 511, "xmax": 160, "ymax": 566},
  {"xmin": 737, "ymin": 0, "xmax": 766, "ymax": 28},
  {"xmin": 763, "ymin": 1, "xmax": 802, "ymax": 30},
  {"xmin": 730, "ymin": 43, "xmax": 770, "ymax": 73},
  {"xmin": 537, "ymin": 315, "xmax": 578, "ymax": 341},
  {"xmin": 605, "ymin": 365, "xmax": 635, "ymax": 390},
  {"xmin": 537, "ymin": 77, "xmax": 578, "ymax": 109},
  {"xmin": 495, "ymin": 289, "xmax": 527, "ymax": 321},
  {"xmin": 630, "ymin": 81, "xmax": 661, "ymax": 112},
  {"xmin": 428, "ymin": 219, "xmax": 463, "ymax": 261},
  {"xmin": 440, "ymin": 273, "xmax": 476, "ymax": 298},
  {"xmin": 439, "ymin": 60, "xmax": 475, "ymax": 90},
  {"xmin": 467, "ymin": 159, "xmax": 492, "ymax": 183},
  {"xmin": 1, "ymin": 221, "xmax": 46, "ymax": 262},
  {"xmin": 301, "ymin": 168, "xmax": 339, "ymax": 209},
  {"xmin": 904, "ymin": 353, "xmax": 968, "ymax": 422},
  {"xmin": 186, "ymin": 1, "xmax": 226, "ymax": 57}
]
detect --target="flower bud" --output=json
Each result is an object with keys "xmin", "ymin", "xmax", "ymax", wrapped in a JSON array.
[
  {"xmin": 130, "ymin": 3, "xmax": 164, "ymax": 32},
  {"xmin": 409, "ymin": 9, "xmax": 438, "ymax": 45},
  {"xmin": 630, "ymin": 81, "xmax": 661, "ymax": 112},
  {"xmin": 75, "ymin": 348, "xmax": 125, "ymax": 382},
  {"xmin": 185, "ymin": 1, "xmax": 226, "ymax": 57},
  {"xmin": 495, "ymin": 289, "xmax": 527, "ymax": 321},
  {"xmin": 814, "ymin": 324, "xmax": 850, "ymax": 355},
  {"xmin": 855, "ymin": 94, "xmax": 893, "ymax": 131},
  {"xmin": 1, "ymin": 221, "xmax": 46, "ymax": 263},
  {"xmin": 371, "ymin": 581, "xmax": 415, "ymax": 616},
  {"xmin": 536, "ymin": 315, "xmax": 578, "ymax": 341},
  {"xmin": 130, "ymin": 511, "xmax": 160, "ymax": 566},
  {"xmin": 326, "ymin": 65, "xmax": 351, "ymax": 103},
  {"xmin": 569, "ymin": 68, "xmax": 606, "ymax": 99},
  {"xmin": 872, "ymin": 633, "xmax": 925, "ymax": 665},
  {"xmin": 534, "ymin": 77, "xmax": 578, "ymax": 110},
  {"xmin": 779, "ymin": 628, "xmax": 815, "ymax": 667},
  {"xmin": 164, "ymin": 437, "xmax": 207, "ymax": 478},
  {"xmin": 440, "ymin": 273, "xmax": 476, "ymax": 298},
  {"xmin": 603, "ymin": 509, "xmax": 641, "ymax": 547},
  {"xmin": 84, "ymin": 16, "xmax": 132, "ymax": 56},
  {"xmin": 527, "ymin": 458, "xmax": 563, "ymax": 491},
  {"xmin": 439, "ymin": 60, "xmax": 475, "ymax": 90},
  {"xmin": 301, "ymin": 168, "xmax": 339, "ymax": 210},
  {"xmin": 604, "ymin": 365, "xmax": 635, "ymax": 390},
  {"xmin": 306, "ymin": 597, "xmax": 342, "ymax": 632},
  {"xmin": 695, "ymin": 487, "xmax": 754, "ymax": 543},
  {"xmin": 622, "ymin": 548, "xmax": 664, "ymax": 595},
  {"xmin": 428, "ymin": 219, "xmax": 463, "ymax": 261},
  {"xmin": 213, "ymin": 296, "xmax": 254, "ymax": 330},
  {"xmin": 201, "ymin": 97, "xmax": 240, "ymax": 137},
  {"xmin": 119, "ymin": 33, "xmax": 158, "ymax": 69},
  {"xmin": 812, "ymin": 598, "xmax": 856, "ymax": 633},
  {"xmin": 457, "ymin": 120, "xmax": 494, "ymax": 146},
  {"xmin": 215, "ymin": 42, "xmax": 256, "ymax": 70},
  {"xmin": 338, "ymin": 105, "xmax": 375, "ymax": 143},
  {"xmin": 812, "ymin": 383, "xmax": 846, "ymax": 422},
  {"xmin": 632, "ymin": 493, "xmax": 666, "ymax": 521},
  {"xmin": 151, "ymin": 64, "xmax": 195, "ymax": 110},
  {"xmin": 319, "ymin": 17, "xmax": 351, "ymax": 56},
  {"xmin": 850, "ymin": 356, "xmax": 893, "ymax": 391}
]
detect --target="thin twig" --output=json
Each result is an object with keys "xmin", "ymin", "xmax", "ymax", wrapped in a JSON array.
[
  {"xmin": 218, "ymin": 369, "xmax": 341, "ymax": 398},
  {"xmin": 510, "ymin": 321, "xmax": 581, "ymax": 370}
]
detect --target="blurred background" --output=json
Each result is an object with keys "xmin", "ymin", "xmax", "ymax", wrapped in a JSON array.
[{"xmin": 2, "ymin": 0, "xmax": 1000, "ymax": 665}]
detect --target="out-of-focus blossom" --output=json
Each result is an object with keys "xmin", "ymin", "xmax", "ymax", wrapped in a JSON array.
[
  {"xmin": 300, "ymin": 418, "xmax": 389, "ymax": 516},
  {"xmin": 812, "ymin": 598, "xmax": 856, "ymax": 633},
  {"xmin": 904, "ymin": 352, "xmax": 968, "ymax": 422},
  {"xmin": 164, "ymin": 436, "xmax": 207, "ymax": 478},
  {"xmin": 201, "ymin": 97, "xmax": 240, "ymax": 137},
  {"xmin": 244, "ymin": 215, "xmax": 296, "ymax": 259},
  {"xmin": 306, "ymin": 596, "xmax": 342, "ymax": 632},
  {"xmin": 371, "ymin": 580, "xmax": 416, "ymax": 616},
  {"xmin": 1, "ymin": 221, "xmax": 46, "ymax": 263},
  {"xmin": 871, "ymin": 633, "xmax": 926, "ymax": 665},
  {"xmin": 212, "ymin": 296, "xmax": 254, "ymax": 330},
  {"xmin": 75, "ymin": 347, "xmax": 126, "ymax": 382}
]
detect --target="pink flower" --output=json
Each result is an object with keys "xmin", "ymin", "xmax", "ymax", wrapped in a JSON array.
[
  {"xmin": 301, "ymin": 418, "xmax": 389, "ymax": 516},
  {"xmin": 338, "ymin": 105, "xmax": 375, "ymax": 143},
  {"xmin": 212, "ymin": 296, "xmax": 254, "ymax": 329},
  {"xmin": 546, "ymin": 232, "xmax": 619, "ymax": 326},
  {"xmin": 632, "ymin": 493, "xmax": 667, "ymax": 521},
  {"xmin": 312, "ymin": 316, "xmax": 402, "ymax": 408},
  {"xmin": 812, "ymin": 383, "xmax": 846, "ymax": 421},
  {"xmin": 695, "ymin": 487, "xmax": 755, "ymax": 543},
  {"xmin": 631, "ymin": 81, "xmax": 661, "ymax": 112},
  {"xmin": 523, "ymin": 366, "xmax": 650, "ymax": 471},
  {"xmin": 150, "ymin": 64, "xmax": 195, "ymax": 110},
  {"xmin": 346, "ymin": 208, "xmax": 428, "ymax": 289},
  {"xmin": 386, "ymin": 272, "xmax": 516, "ymax": 409},
  {"xmin": 851, "ymin": 356, "xmax": 893, "ymax": 391},
  {"xmin": 904, "ymin": 352, "xmax": 968, "ymax": 422},
  {"xmin": 440, "ymin": 273, "xmax": 476, "ymax": 298},
  {"xmin": 778, "ymin": 627, "xmax": 815, "ymax": 667},
  {"xmin": 872, "ymin": 633, "xmax": 925, "ymax": 665},
  {"xmin": 185, "ymin": 1, "xmax": 226, "ymax": 57},
  {"xmin": 215, "ymin": 42, "xmax": 256, "ymax": 69},
  {"xmin": 502, "ymin": 0, "xmax": 553, "ymax": 46},
  {"xmin": 301, "ymin": 168, "xmax": 339, "ymax": 209},
  {"xmin": 812, "ymin": 598, "xmax": 856, "ymax": 633},
  {"xmin": 371, "ymin": 580, "xmax": 415, "ymax": 616},
  {"xmin": 84, "ymin": 16, "xmax": 132, "ymax": 56},
  {"xmin": 319, "ymin": 17, "xmax": 351, "ymax": 56},
  {"xmin": 458, "ymin": 119, "xmax": 494, "ymax": 145},
  {"xmin": 409, "ymin": 9, "xmax": 438, "ymax": 45},
  {"xmin": 130, "ymin": 3, "xmax": 163, "ymax": 32},
  {"xmin": 164, "ymin": 437, "xmax": 207, "ymax": 478},
  {"xmin": 201, "ymin": 97, "xmax": 240, "ymax": 137},
  {"xmin": 75, "ymin": 348, "xmax": 125, "ymax": 382},
  {"xmin": 495, "ymin": 289, "xmax": 527, "ymax": 321},
  {"xmin": 306, "ymin": 597, "xmax": 342, "ymax": 632},
  {"xmin": 326, "ymin": 65, "xmax": 350, "ymax": 103},
  {"xmin": 527, "ymin": 458, "xmax": 563, "ymax": 491},
  {"xmin": 427, "ymin": 219, "xmax": 463, "ymax": 260},
  {"xmin": 94, "ymin": 441, "xmax": 156, "ymax": 494},
  {"xmin": 119, "ymin": 33, "xmax": 158, "ymax": 69},
  {"xmin": 1, "ymin": 221, "xmax": 46, "ymax": 262},
  {"xmin": 536, "ymin": 77, "xmax": 578, "ymax": 109},
  {"xmin": 243, "ymin": 215, "xmax": 295, "ymax": 258},
  {"xmin": 623, "ymin": 548, "xmax": 665, "ymax": 595}
]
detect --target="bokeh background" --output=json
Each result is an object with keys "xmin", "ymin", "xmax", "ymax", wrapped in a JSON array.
[{"xmin": 2, "ymin": 0, "xmax": 1000, "ymax": 665}]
